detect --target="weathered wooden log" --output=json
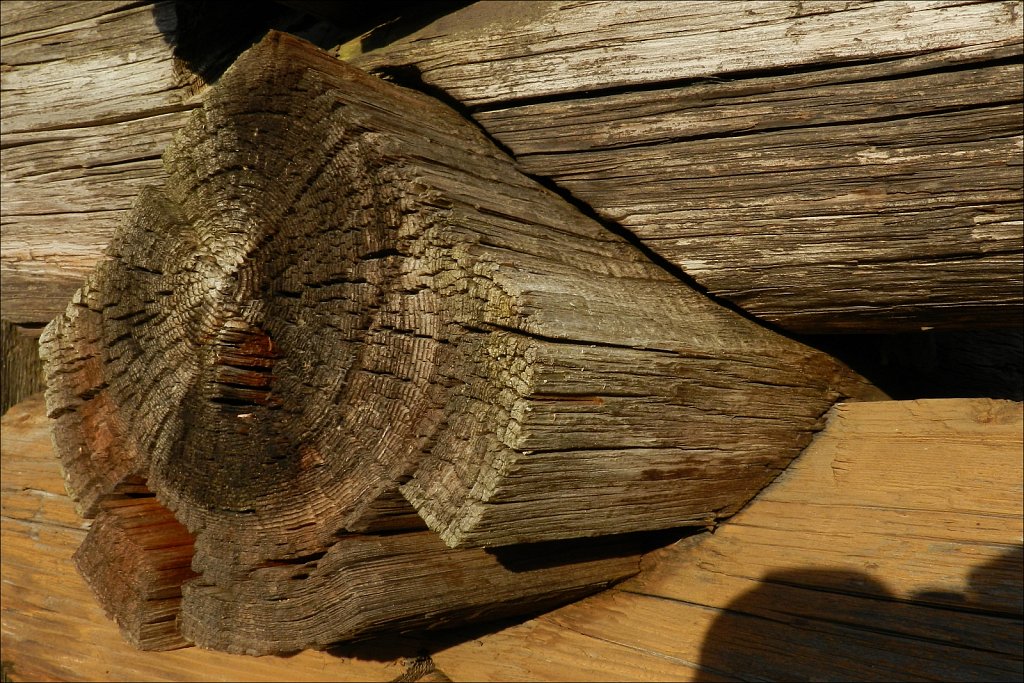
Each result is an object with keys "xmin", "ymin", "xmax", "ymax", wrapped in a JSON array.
[
  {"xmin": 354, "ymin": 0, "xmax": 1024, "ymax": 333},
  {"xmin": 74, "ymin": 483, "xmax": 649, "ymax": 656},
  {"xmin": 1, "ymin": 1, "xmax": 202, "ymax": 325},
  {"xmin": 74, "ymin": 495, "xmax": 197, "ymax": 651},
  {"xmin": 0, "ymin": 0, "xmax": 350, "ymax": 327},
  {"xmin": 40, "ymin": 32, "xmax": 882, "ymax": 559}
]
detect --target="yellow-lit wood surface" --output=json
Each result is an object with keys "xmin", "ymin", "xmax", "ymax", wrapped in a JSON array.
[{"xmin": 3, "ymin": 396, "xmax": 1021, "ymax": 681}]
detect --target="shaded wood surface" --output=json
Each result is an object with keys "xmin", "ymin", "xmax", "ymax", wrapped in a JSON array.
[
  {"xmin": 0, "ymin": 319, "xmax": 44, "ymax": 415},
  {"xmin": 355, "ymin": 0, "xmax": 1024, "ymax": 333},
  {"xmin": 809, "ymin": 326, "xmax": 1024, "ymax": 401},
  {"xmin": 4, "ymin": 396, "xmax": 1021, "ymax": 681}
]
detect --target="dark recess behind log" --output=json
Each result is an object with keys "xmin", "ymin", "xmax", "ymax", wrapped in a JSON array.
[
  {"xmin": 803, "ymin": 327, "xmax": 1023, "ymax": 401},
  {"xmin": 159, "ymin": 0, "xmax": 474, "ymax": 86}
]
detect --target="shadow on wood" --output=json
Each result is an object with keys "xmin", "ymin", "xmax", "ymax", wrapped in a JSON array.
[{"xmin": 696, "ymin": 551, "xmax": 1024, "ymax": 682}]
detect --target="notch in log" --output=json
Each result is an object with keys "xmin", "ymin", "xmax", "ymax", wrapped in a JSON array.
[
  {"xmin": 73, "ymin": 493, "xmax": 197, "ymax": 651},
  {"xmin": 40, "ymin": 32, "xmax": 882, "ymax": 561}
]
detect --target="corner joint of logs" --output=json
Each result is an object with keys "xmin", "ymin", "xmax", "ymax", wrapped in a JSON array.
[{"xmin": 39, "ymin": 31, "xmax": 882, "ymax": 654}]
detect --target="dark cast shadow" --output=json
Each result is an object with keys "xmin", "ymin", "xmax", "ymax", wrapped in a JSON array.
[{"xmin": 695, "ymin": 545, "xmax": 1024, "ymax": 682}]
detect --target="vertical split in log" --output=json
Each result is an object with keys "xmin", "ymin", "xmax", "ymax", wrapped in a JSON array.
[{"xmin": 73, "ymin": 494, "xmax": 196, "ymax": 651}]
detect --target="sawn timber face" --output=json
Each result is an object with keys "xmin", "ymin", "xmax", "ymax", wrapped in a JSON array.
[{"xmin": 37, "ymin": 30, "xmax": 882, "ymax": 652}]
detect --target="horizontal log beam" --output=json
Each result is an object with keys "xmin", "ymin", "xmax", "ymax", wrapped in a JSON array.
[{"xmin": 354, "ymin": 0, "xmax": 1024, "ymax": 333}]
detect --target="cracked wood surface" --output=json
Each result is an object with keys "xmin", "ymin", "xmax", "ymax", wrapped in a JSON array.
[
  {"xmin": 0, "ymin": 1, "xmax": 203, "ymax": 325},
  {"xmin": 428, "ymin": 398, "xmax": 1024, "ymax": 682},
  {"xmin": 38, "ymin": 31, "xmax": 878, "ymax": 563},
  {"xmin": 32, "ymin": 32, "xmax": 882, "ymax": 654},
  {"xmin": 354, "ymin": 0, "xmax": 1024, "ymax": 333},
  {"xmin": 4, "ymin": 396, "xmax": 1020, "ymax": 681}
]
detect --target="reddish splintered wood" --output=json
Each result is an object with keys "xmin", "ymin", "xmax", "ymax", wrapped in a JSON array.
[{"xmin": 74, "ymin": 494, "xmax": 197, "ymax": 651}]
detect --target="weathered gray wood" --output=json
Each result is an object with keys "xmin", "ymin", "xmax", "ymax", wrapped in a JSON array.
[
  {"xmin": 0, "ymin": 1, "xmax": 204, "ymax": 325},
  {"xmin": 354, "ymin": 0, "xmax": 1024, "ymax": 333},
  {"xmin": 0, "ymin": 0, "xmax": 347, "ymax": 327},
  {"xmin": 39, "ymin": 30, "xmax": 881, "ymax": 580}
]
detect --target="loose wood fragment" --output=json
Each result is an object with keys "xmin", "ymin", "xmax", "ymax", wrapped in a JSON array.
[
  {"xmin": 41, "ymin": 32, "xmax": 881, "ymax": 563},
  {"xmin": 355, "ymin": 0, "xmax": 1024, "ymax": 333},
  {"xmin": 71, "ymin": 482, "xmax": 647, "ymax": 656},
  {"xmin": 74, "ymin": 495, "xmax": 197, "ymax": 651}
]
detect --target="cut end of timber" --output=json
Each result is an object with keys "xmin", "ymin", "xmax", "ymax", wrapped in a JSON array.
[{"xmin": 37, "ymin": 30, "xmax": 884, "ymax": 653}]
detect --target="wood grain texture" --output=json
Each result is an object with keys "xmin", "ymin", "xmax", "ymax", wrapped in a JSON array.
[
  {"xmin": 5, "ymin": 396, "xmax": 1019, "ymax": 681},
  {"xmin": 0, "ymin": 396, "xmax": 407, "ymax": 682},
  {"xmin": 0, "ymin": 1, "xmax": 201, "ymax": 325},
  {"xmin": 354, "ymin": 0, "xmax": 1024, "ymax": 333},
  {"xmin": 39, "ymin": 32, "xmax": 879, "ymax": 560},
  {"xmin": 429, "ymin": 398, "xmax": 1024, "ymax": 682},
  {"xmin": 181, "ymin": 529, "xmax": 646, "ymax": 655}
]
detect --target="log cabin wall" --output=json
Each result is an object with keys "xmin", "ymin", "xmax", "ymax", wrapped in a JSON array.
[
  {"xmin": 354, "ymin": 0, "xmax": 1024, "ymax": 335},
  {"xmin": 3, "ymin": 1, "xmax": 1021, "ymax": 408},
  {"xmin": 1, "ymin": 0, "xmax": 1022, "ymax": 675}
]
